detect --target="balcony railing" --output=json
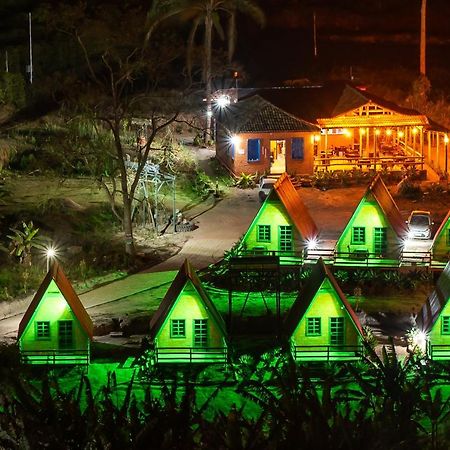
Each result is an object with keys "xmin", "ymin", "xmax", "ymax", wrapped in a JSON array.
[
  {"xmin": 155, "ymin": 346, "xmax": 228, "ymax": 364},
  {"xmin": 292, "ymin": 344, "xmax": 363, "ymax": 362},
  {"xmin": 428, "ymin": 344, "xmax": 450, "ymax": 360},
  {"xmin": 20, "ymin": 349, "xmax": 90, "ymax": 365}
]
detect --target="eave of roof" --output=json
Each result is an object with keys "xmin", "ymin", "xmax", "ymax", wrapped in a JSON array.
[
  {"xmin": 273, "ymin": 173, "xmax": 319, "ymax": 241},
  {"xmin": 149, "ymin": 259, "xmax": 227, "ymax": 340},
  {"xmin": 17, "ymin": 263, "xmax": 93, "ymax": 340},
  {"xmin": 368, "ymin": 175, "xmax": 408, "ymax": 237}
]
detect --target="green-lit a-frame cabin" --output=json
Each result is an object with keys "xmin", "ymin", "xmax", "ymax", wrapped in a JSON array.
[
  {"xmin": 240, "ymin": 172, "xmax": 318, "ymax": 257},
  {"xmin": 417, "ymin": 262, "xmax": 450, "ymax": 360},
  {"xmin": 284, "ymin": 259, "xmax": 364, "ymax": 362},
  {"xmin": 335, "ymin": 174, "xmax": 407, "ymax": 264},
  {"xmin": 149, "ymin": 259, "xmax": 228, "ymax": 363},
  {"xmin": 432, "ymin": 210, "xmax": 450, "ymax": 264},
  {"xmin": 17, "ymin": 263, "xmax": 93, "ymax": 365}
]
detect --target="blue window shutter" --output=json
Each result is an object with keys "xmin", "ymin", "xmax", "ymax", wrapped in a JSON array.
[
  {"xmin": 292, "ymin": 137, "xmax": 304, "ymax": 160},
  {"xmin": 247, "ymin": 139, "xmax": 261, "ymax": 161}
]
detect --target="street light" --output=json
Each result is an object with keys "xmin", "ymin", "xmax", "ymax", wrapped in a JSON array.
[{"xmin": 45, "ymin": 246, "xmax": 57, "ymax": 272}]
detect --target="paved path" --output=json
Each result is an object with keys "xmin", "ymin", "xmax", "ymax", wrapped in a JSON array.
[{"xmin": 146, "ymin": 187, "xmax": 260, "ymax": 272}]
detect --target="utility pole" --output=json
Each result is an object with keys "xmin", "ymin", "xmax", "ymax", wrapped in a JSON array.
[
  {"xmin": 28, "ymin": 12, "xmax": 33, "ymax": 83},
  {"xmin": 313, "ymin": 12, "xmax": 318, "ymax": 58},
  {"xmin": 420, "ymin": 0, "xmax": 427, "ymax": 76},
  {"xmin": 5, "ymin": 50, "xmax": 8, "ymax": 72}
]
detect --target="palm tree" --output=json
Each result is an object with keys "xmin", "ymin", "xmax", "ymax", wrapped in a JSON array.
[{"xmin": 180, "ymin": 0, "xmax": 265, "ymax": 140}]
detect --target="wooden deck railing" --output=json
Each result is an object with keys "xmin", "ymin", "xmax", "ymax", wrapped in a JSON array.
[
  {"xmin": 155, "ymin": 347, "xmax": 228, "ymax": 363},
  {"xmin": 292, "ymin": 345, "xmax": 363, "ymax": 362},
  {"xmin": 429, "ymin": 344, "xmax": 450, "ymax": 360},
  {"xmin": 20, "ymin": 349, "xmax": 90, "ymax": 365}
]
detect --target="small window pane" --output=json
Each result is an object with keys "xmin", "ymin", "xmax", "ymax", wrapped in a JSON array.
[
  {"xmin": 443, "ymin": 317, "xmax": 450, "ymax": 335},
  {"xmin": 247, "ymin": 139, "xmax": 261, "ymax": 162},
  {"xmin": 36, "ymin": 321, "xmax": 50, "ymax": 340},
  {"xmin": 257, "ymin": 225, "xmax": 271, "ymax": 242},
  {"xmin": 171, "ymin": 319, "xmax": 186, "ymax": 338},
  {"xmin": 291, "ymin": 137, "xmax": 304, "ymax": 160},
  {"xmin": 352, "ymin": 227, "xmax": 365, "ymax": 244},
  {"xmin": 306, "ymin": 317, "xmax": 321, "ymax": 336}
]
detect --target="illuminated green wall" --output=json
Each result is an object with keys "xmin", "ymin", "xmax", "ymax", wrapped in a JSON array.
[
  {"xmin": 19, "ymin": 280, "xmax": 89, "ymax": 356},
  {"xmin": 335, "ymin": 193, "xmax": 401, "ymax": 258},
  {"xmin": 428, "ymin": 299, "xmax": 450, "ymax": 359},
  {"xmin": 242, "ymin": 198, "xmax": 302, "ymax": 253},
  {"xmin": 432, "ymin": 217, "xmax": 450, "ymax": 262},
  {"xmin": 155, "ymin": 281, "xmax": 226, "ymax": 349},
  {"xmin": 291, "ymin": 279, "xmax": 361, "ymax": 347}
]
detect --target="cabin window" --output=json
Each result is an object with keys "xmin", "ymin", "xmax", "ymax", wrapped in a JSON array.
[
  {"xmin": 58, "ymin": 320, "xmax": 73, "ymax": 349},
  {"xmin": 257, "ymin": 225, "xmax": 271, "ymax": 242},
  {"xmin": 351, "ymin": 227, "xmax": 365, "ymax": 244},
  {"xmin": 279, "ymin": 225, "xmax": 293, "ymax": 252},
  {"xmin": 247, "ymin": 139, "xmax": 261, "ymax": 162},
  {"xmin": 193, "ymin": 319, "xmax": 208, "ymax": 347},
  {"xmin": 171, "ymin": 319, "xmax": 186, "ymax": 338},
  {"xmin": 306, "ymin": 317, "xmax": 321, "ymax": 336},
  {"xmin": 291, "ymin": 137, "xmax": 304, "ymax": 160},
  {"xmin": 374, "ymin": 227, "xmax": 387, "ymax": 255},
  {"xmin": 330, "ymin": 317, "xmax": 344, "ymax": 346},
  {"xmin": 442, "ymin": 317, "xmax": 450, "ymax": 335},
  {"xmin": 35, "ymin": 321, "xmax": 50, "ymax": 340}
]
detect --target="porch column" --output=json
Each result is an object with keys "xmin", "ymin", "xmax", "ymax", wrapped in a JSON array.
[
  {"xmin": 437, "ymin": 133, "xmax": 440, "ymax": 171},
  {"xmin": 420, "ymin": 128, "xmax": 424, "ymax": 170}
]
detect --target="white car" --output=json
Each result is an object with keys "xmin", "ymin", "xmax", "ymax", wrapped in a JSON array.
[
  {"xmin": 258, "ymin": 177, "xmax": 277, "ymax": 201},
  {"xmin": 407, "ymin": 210, "xmax": 433, "ymax": 239}
]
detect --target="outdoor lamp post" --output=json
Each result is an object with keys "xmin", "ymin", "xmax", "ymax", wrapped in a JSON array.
[
  {"xmin": 46, "ymin": 247, "xmax": 56, "ymax": 272},
  {"xmin": 445, "ymin": 134, "xmax": 449, "ymax": 183}
]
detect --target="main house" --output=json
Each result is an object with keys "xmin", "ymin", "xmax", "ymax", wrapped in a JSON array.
[
  {"xmin": 215, "ymin": 81, "xmax": 448, "ymax": 177},
  {"xmin": 284, "ymin": 258, "xmax": 364, "ymax": 362},
  {"xmin": 239, "ymin": 172, "xmax": 318, "ymax": 257},
  {"xmin": 335, "ymin": 175, "xmax": 408, "ymax": 264},
  {"xmin": 149, "ymin": 259, "xmax": 228, "ymax": 363},
  {"xmin": 17, "ymin": 263, "xmax": 93, "ymax": 365},
  {"xmin": 416, "ymin": 262, "xmax": 450, "ymax": 360},
  {"xmin": 432, "ymin": 210, "xmax": 450, "ymax": 263}
]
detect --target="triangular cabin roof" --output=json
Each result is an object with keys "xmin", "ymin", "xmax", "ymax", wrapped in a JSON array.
[
  {"xmin": 284, "ymin": 258, "xmax": 363, "ymax": 337},
  {"xmin": 417, "ymin": 262, "xmax": 450, "ymax": 332},
  {"xmin": 433, "ymin": 210, "xmax": 450, "ymax": 246},
  {"xmin": 149, "ymin": 259, "xmax": 227, "ymax": 340},
  {"xmin": 242, "ymin": 81, "xmax": 432, "ymax": 125},
  {"xmin": 216, "ymin": 94, "xmax": 319, "ymax": 133},
  {"xmin": 18, "ymin": 262, "xmax": 93, "ymax": 339},
  {"xmin": 268, "ymin": 173, "xmax": 319, "ymax": 241},
  {"xmin": 338, "ymin": 174, "xmax": 408, "ymax": 240}
]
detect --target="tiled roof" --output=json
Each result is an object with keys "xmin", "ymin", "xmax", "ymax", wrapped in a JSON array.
[
  {"xmin": 417, "ymin": 262, "xmax": 450, "ymax": 332},
  {"xmin": 149, "ymin": 259, "xmax": 227, "ymax": 340},
  {"xmin": 216, "ymin": 95, "xmax": 319, "ymax": 133},
  {"xmin": 273, "ymin": 173, "xmax": 319, "ymax": 241},
  {"xmin": 242, "ymin": 81, "xmax": 444, "ymax": 129},
  {"xmin": 18, "ymin": 263, "xmax": 93, "ymax": 339},
  {"xmin": 368, "ymin": 175, "xmax": 408, "ymax": 238},
  {"xmin": 284, "ymin": 258, "xmax": 364, "ymax": 337}
]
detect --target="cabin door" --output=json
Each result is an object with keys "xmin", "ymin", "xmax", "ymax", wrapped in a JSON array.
[
  {"xmin": 330, "ymin": 317, "xmax": 344, "ymax": 346},
  {"xmin": 270, "ymin": 140, "xmax": 286, "ymax": 174},
  {"xmin": 58, "ymin": 320, "xmax": 73, "ymax": 349},
  {"xmin": 193, "ymin": 319, "xmax": 208, "ymax": 348}
]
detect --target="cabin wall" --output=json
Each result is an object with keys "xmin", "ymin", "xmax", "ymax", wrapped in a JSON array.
[
  {"xmin": 335, "ymin": 198, "xmax": 401, "ymax": 258},
  {"xmin": 242, "ymin": 200, "xmax": 303, "ymax": 253},
  {"xmin": 429, "ymin": 301, "xmax": 450, "ymax": 347},
  {"xmin": 19, "ymin": 281, "xmax": 89, "ymax": 353},
  {"xmin": 291, "ymin": 279, "xmax": 360, "ymax": 347},
  {"xmin": 432, "ymin": 220, "xmax": 450, "ymax": 261},
  {"xmin": 216, "ymin": 129, "xmax": 315, "ymax": 176},
  {"xmin": 155, "ymin": 281, "xmax": 225, "ymax": 349}
]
